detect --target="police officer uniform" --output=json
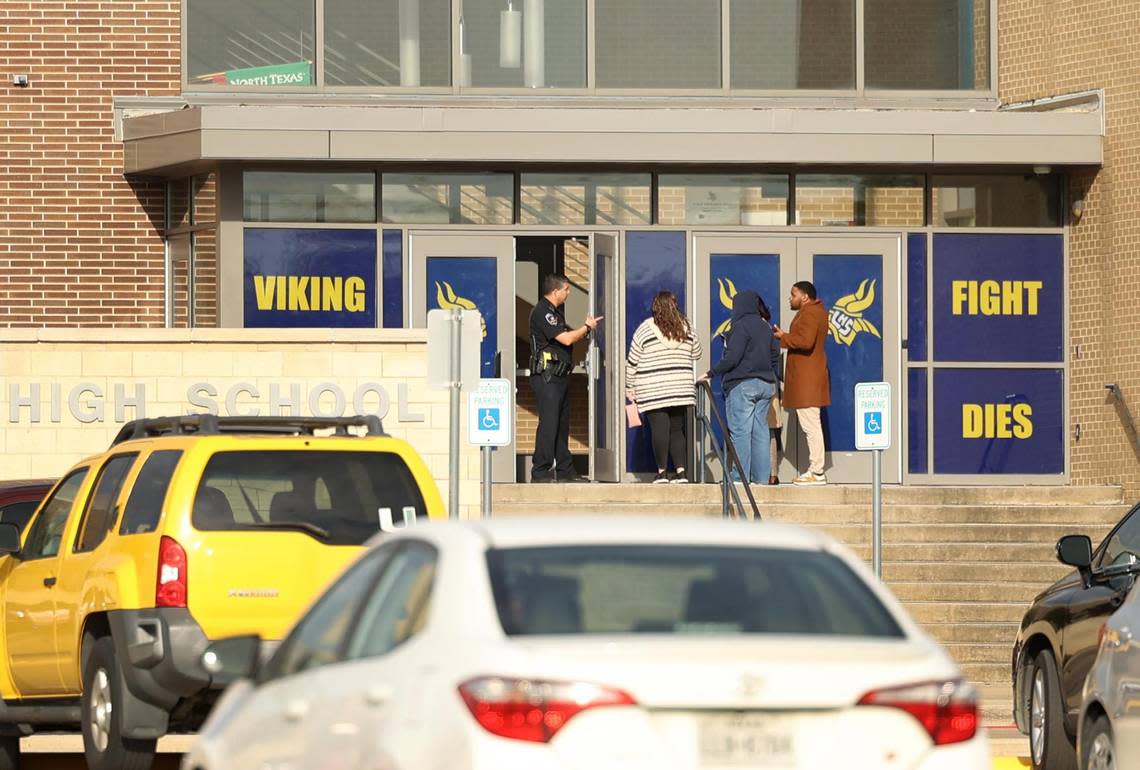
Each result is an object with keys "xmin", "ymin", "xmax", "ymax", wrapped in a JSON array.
[{"xmin": 529, "ymin": 296, "xmax": 579, "ymax": 482}]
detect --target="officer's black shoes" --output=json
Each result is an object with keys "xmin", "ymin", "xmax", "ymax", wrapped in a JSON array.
[
  {"xmin": 558, "ymin": 472, "xmax": 589, "ymax": 483},
  {"xmin": 531, "ymin": 474, "xmax": 555, "ymax": 484}
]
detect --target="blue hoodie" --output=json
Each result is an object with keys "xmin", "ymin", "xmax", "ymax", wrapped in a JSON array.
[{"xmin": 709, "ymin": 289, "xmax": 781, "ymax": 393}]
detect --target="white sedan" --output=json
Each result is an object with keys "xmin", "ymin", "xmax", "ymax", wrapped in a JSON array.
[
  {"xmin": 183, "ymin": 517, "xmax": 989, "ymax": 770},
  {"xmin": 1080, "ymin": 568, "xmax": 1140, "ymax": 770}
]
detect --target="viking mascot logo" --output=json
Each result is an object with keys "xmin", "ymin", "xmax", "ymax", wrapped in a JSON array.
[
  {"xmin": 435, "ymin": 281, "xmax": 487, "ymax": 340},
  {"xmin": 828, "ymin": 278, "xmax": 881, "ymax": 346}
]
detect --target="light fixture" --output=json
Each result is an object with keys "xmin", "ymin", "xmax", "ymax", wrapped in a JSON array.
[
  {"xmin": 1071, "ymin": 196, "xmax": 1084, "ymax": 223},
  {"xmin": 398, "ymin": 0, "xmax": 421, "ymax": 87},
  {"xmin": 500, "ymin": 0, "xmax": 521, "ymax": 69},
  {"xmin": 1032, "ymin": 164, "xmax": 1052, "ymax": 175},
  {"xmin": 11, "ymin": 74, "xmax": 29, "ymax": 87},
  {"xmin": 523, "ymin": 0, "xmax": 545, "ymax": 87},
  {"xmin": 459, "ymin": 16, "xmax": 471, "ymax": 86}
]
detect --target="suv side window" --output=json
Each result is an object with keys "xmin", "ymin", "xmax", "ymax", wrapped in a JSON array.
[
  {"xmin": 345, "ymin": 543, "xmax": 437, "ymax": 661},
  {"xmin": 259, "ymin": 546, "xmax": 392, "ymax": 683},
  {"xmin": 120, "ymin": 450, "xmax": 183, "ymax": 535},
  {"xmin": 22, "ymin": 469, "xmax": 88, "ymax": 560},
  {"xmin": 75, "ymin": 454, "xmax": 138, "ymax": 553},
  {"xmin": 1098, "ymin": 504, "xmax": 1140, "ymax": 568}
]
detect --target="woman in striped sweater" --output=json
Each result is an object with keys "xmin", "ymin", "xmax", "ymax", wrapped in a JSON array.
[{"xmin": 626, "ymin": 291, "xmax": 703, "ymax": 483}]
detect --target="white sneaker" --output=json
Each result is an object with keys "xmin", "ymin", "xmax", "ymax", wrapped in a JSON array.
[{"xmin": 793, "ymin": 472, "xmax": 827, "ymax": 486}]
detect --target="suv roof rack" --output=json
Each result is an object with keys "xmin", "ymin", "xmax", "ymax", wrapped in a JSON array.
[{"xmin": 110, "ymin": 414, "xmax": 386, "ymax": 447}]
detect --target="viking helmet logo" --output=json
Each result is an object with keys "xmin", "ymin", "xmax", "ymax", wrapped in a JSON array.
[
  {"xmin": 828, "ymin": 278, "xmax": 881, "ymax": 346},
  {"xmin": 435, "ymin": 281, "xmax": 487, "ymax": 340},
  {"xmin": 713, "ymin": 277, "xmax": 738, "ymax": 338}
]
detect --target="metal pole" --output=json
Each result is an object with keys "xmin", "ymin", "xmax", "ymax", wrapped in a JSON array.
[
  {"xmin": 481, "ymin": 446, "xmax": 493, "ymax": 518},
  {"xmin": 696, "ymin": 387, "xmax": 707, "ymax": 484},
  {"xmin": 872, "ymin": 448, "xmax": 882, "ymax": 578},
  {"xmin": 449, "ymin": 308, "xmax": 462, "ymax": 520}
]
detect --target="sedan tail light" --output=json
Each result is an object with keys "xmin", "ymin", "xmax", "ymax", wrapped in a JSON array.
[
  {"xmin": 459, "ymin": 676, "xmax": 636, "ymax": 743},
  {"xmin": 857, "ymin": 679, "xmax": 978, "ymax": 746}
]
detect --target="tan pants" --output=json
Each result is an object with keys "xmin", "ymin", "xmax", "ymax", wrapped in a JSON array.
[{"xmin": 796, "ymin": 407, "xmax": 826, "ymax": 475}]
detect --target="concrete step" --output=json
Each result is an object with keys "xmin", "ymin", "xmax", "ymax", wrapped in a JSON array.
[
  {"xmin": 492, "ymin": 483, "xmax": 1125, "ymax": 506},
  {"xmin": 958, "ymin": 661, "xmax": 1011, "ymax": 685},
  {"xmin": 943, "ymin": 643, "xmax": 1023, "ymax": 665},
  {"xmin": 883, "ymin": 562, "xmax": 1068, "ymax": 583},
  {"xmin": 903, "ymin": 601, "xmax": 1029, "ymax": 624},
  {"xmin": 810, "ymin": 523, "xmax": 1113, "ymax": 545},
  {"xmin": 924, "ymin": 623, "xmax": 1020, "ymax": 645},
  {"xmin": 889, "ymin": 582, "xmax": 1044, "ymax": 603}
]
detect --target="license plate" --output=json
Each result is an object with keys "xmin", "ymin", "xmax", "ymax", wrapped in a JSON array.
[{"xmin": 698, "ymin": 713, "xmax": 796, "ymax": 768}]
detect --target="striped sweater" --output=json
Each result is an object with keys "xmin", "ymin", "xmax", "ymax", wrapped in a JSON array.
[{"xmin": 626, "ymin": 319, "xmax": 703, "ymax": 411}]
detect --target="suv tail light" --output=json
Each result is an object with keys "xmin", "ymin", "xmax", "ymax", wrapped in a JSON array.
[
  {"xmin": 458, "ymin": 676, "xmax": 636, "ymax": 743},
  {"xmin": 156, "ymin": 536, "xmax": 187, "ymax": 608},
  {"xmin": 858, "ymin": 679, "xmax": 978, "ymax": 746}
]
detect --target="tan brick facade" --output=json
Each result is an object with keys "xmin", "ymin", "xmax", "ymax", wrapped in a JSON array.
[
  {"xmin": 999, "ymin": 0, "xmax": 1140, "ymax": 497},
  {"xmin": 0, "ymin": 1, "xmax": 179, "ymax": 327}
]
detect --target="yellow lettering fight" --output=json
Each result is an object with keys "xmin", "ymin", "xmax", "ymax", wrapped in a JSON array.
[
  {"xmin": 962, "ymin": 403, "xmax": 1034, "ymax": 439},
  {"xmin": 253, "ymin": 276, "xmax": 367, "ymax": 313},
  {"xmin": 951, "ymin": 280, "xmax": 1042, "ymax": 316}
]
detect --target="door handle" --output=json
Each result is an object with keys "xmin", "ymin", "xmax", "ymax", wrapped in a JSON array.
[
  {"xmin": 364, "ymin": 684, "xmax": 393, "ymax": 707},
  {"xmin": 43, "ymin": 576, "xmax": 56, "ymax": 588},
  {"xmin": 283, "ymin": 698, "xmax": 310, "ymax": 722}
]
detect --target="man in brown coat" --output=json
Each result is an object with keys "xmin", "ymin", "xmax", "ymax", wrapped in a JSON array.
[{"xmin": 773, "ymin": 280, "xmax": 831, "ymax": 485}]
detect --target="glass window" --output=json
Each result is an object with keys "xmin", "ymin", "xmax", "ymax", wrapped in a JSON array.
[
  {"xmin": 520, "ymin": 174, "xmax": 651, "ymax": 225},
  {"xmin": 658, "ymin": 174, "xmax": 789, "ymax": 226},
  {"xmin": 0, "ymin": 501, "xmax": 41, "ymax": 535},
  {"xmin": 1097, "ymin": 504, "xmax": 1140, "ymax": 569},
  {"xmin": 243, "ymin": 172, "xmax": 376, "ymax": 223},
  {"xmin": 795, "ymin": 174, "xmax": 924, "ymax": 227},
  {"xmin": 730, "ymin": 0, "xmax": 855, "ymax": 89},
  {"xmin": 931, "ymin": 175, "xmax": 1061, "ymax": 228},
  {"xmin": 487, "ymin": 545, "xmax": 903, "ymax": 637},
  {"xmin": 22, "ymin": 470, "xmax": 88, "ymax": 560},
  {"xmin": 261, "ymin": 547, "xmax": 391, "ymax": 681},
  {"xmin": 192, "ymin": 451, "xmax": 428, "ymax": 545},
  {"xmin": 382, "ymin": 173, "xmax": 513, "ymax": 224},
  {"xmin": 596, "ymin": 0, "xmax": 721, "ymax": 89},
  {"xmin": 325, "ymin": 0, "xmax": 450, "ymax": 87},
  {"xmin": 75, "ymin": 454, "xmax": 137, "ymax": 553},
  {"xmin": 866, "ymin": 0, "xmax": 990, "ymax": 90},
  {"xmin": 120, "ymin": 451, "xmax": 183, "ymax": 536},
  {"xmin": 463, "ymin": 0, "xmax": 585, "ymax": 88},
  {"xmin": 187, "ymin": 0, "xmax": 315, "ymax": 86},
  {"xmin": 346, "ymin": 544, "xmax": 437, "ymax": 659}
]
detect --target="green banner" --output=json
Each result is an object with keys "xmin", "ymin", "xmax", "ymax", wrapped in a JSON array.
[{"xmin": 210, "ymin": 61, "xmax": 312, "ymax": 87}]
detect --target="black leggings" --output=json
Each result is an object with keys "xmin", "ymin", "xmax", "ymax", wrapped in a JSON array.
[{"xmin": 646, "ymin": 406, "xmax": 688, "ymax": 472}]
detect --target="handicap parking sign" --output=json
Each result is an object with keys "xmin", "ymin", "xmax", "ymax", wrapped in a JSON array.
[
  {"xmin": 854, "ymin": 382, "xmax": 891, "ymax": 451},
  {"xmin": 468, "ymin": 380, "xmax": 512, "ymax": 447},
  {"xmin": 479, "ymin": 408, "xmax": 500, "ymax": 431},
  {"xmin": 864, "ymin": 411, "xmax": 883, "ymax": 435}
]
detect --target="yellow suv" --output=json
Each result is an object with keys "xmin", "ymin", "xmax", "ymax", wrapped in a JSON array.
[{"xmin": 0, "ymin": 414, "xmax": 444, "ymax": 770}]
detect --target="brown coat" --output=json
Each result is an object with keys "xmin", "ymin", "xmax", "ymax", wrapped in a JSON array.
[{"xmin": 781, "ymin": 299, "xmax": 831, "ymax": 408}]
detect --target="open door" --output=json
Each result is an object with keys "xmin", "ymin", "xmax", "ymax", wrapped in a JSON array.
[{"xmin": 589, "ymin": 233, "xmax": 621, "ymax": 482}]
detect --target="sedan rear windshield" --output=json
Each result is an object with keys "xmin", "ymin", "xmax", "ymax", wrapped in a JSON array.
[
  {"xmin": 487, "ymin": 545, "xmax": 903, "ymax": 638},
  {"xmin": 193, "ymin": 450, "xmax": 426, "ymax": 545}
]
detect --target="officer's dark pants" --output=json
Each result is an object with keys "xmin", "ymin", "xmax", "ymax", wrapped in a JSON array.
[{"xmin": 530, "ymin": 373, "xmax": 573, "ymax": 479}]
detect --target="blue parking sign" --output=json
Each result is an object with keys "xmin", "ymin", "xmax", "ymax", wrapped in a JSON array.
[
  {"xmin": 478, "ymin": 408, "xmax": 500, "ymax": 431},
  {"xmin": 864, "ymin": 411, "xmax": 883, "ymax": 434}
]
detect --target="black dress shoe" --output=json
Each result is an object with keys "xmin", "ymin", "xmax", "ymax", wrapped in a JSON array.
[{"xmin": 531, "ymin": 474, "xmax": 555, "ymax": 484}]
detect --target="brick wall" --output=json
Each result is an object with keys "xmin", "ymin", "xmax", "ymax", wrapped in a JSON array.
[
  {"xmin": 999, "ymin": 0, "xmax": 1140, "ymax": 496},
  {"xmin": 0, "ymin": 1, "xmax": 180, "ymax": 327}
]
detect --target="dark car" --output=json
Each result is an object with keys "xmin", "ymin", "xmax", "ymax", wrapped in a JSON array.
[
  {"xmin": 0, "ymin": 478, "xmax": 54, "ymax": 534},
  {"xmin": 1012, "ymin": 500, "xmax": 1140, "ymax": 770}
]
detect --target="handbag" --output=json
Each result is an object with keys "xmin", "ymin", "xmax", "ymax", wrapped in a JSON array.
[{"xmin": 626, "ymin": 401, "xmax": 642, "ymax": 428}]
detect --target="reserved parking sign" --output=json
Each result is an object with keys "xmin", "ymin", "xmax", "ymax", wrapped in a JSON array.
[
  {"xmin": 855, "ymin": 382, "xmax": 891, "ymax": 451},
  {"xmin": 468, "ymin": 379, "xmax": 512, "ymax": 447}
]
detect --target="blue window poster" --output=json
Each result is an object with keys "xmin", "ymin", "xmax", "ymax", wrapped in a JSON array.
[
  {"xmin": 932, "ymin": 233, "xmax": 1064, "ymax": 362},
  {"xmin": 933, "ymin": 368, "xmax": 1064, "ymax": 474},
  {"xmin": 244, "ymin": 228, "xmax": 377, "ymax": 328},
  {"xmin": 425, "ymin": 257, "xmax": 498, "ymax": 378},
  {"xmin": 813, "ymin": 254, "xmax": 885, "ymax": 452},
  {"xmin": 707, "ymin": 253, "xmax": 781, "ymax": 444}
]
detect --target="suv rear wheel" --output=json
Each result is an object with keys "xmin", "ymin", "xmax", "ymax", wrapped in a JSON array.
[
  {"xmin": 81, "ymin": 636, "xmax": 157, "ymax": 770},
  {"xmin": 1031, "ymin": 649, "xmax": 1078, "ymax": 770}
]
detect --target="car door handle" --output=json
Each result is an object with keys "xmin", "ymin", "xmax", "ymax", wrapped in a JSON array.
[
  {"xmin": 283, "ymin": 698, "xmax": 310, "ymax": 722},
  {"xmin": 43, "ymin": 576, "xmax": 56, "ymax": 588},
  {"xmin": 364, "ymin": 684, "xmax": 393, "ymax": 707}
]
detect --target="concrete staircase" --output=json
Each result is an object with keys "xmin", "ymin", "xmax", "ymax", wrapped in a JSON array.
[{"xmin": 492, "ymin": 482, "xmax": 1130, "ymax": 727}]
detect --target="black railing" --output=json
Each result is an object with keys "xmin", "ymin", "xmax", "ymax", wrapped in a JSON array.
[{"xmin": 695, "ymin": 381, "xmax": 762, "ymax": 521}]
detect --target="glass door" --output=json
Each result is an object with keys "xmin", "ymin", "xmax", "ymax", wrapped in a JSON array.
[
  {"xmin": 795, "ymin": 236, "xmax": 901, "ymax": 483},
  {"xmin": 409, "ymin": 232, "xmax": 516, "ymax": 482},
  {"xmin": 590, "ymin": 233, "xmax": 621, "ymax": 481}
]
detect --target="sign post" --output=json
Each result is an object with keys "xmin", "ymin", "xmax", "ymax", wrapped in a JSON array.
[
  {"xmin": 468, "ymin": 379, "xmax": 512, "ymax": 518},
  {"xmin": 854, "ymin": 381, "xmax": 892, "ymax": 578},
  {"xmin": 427, "ymin": 309, "xmax": 482, "ymax": 519}
]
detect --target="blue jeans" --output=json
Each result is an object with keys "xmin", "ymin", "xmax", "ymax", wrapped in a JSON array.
[{"xmin": 725, "ymin": 378, "xmax": 776, "ymax": 483}]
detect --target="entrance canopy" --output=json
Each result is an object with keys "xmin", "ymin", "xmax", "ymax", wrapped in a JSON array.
[{"xmin": 118, "ymin": 96, "xmax": 1103, "ymax": 176}]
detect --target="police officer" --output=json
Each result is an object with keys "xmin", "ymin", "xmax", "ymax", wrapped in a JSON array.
[{"xmin": 529, "ymin": 273, "xmax": 601, "ymax": 483}]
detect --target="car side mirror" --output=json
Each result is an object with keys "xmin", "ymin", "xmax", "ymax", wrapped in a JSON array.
[
  {"xmin": 1057, "ymin": 534, "xmax": 1094, "ymax": 589},
  {"xmin": 201, "ymin": 635, "xmax": 262, "ymax": 685},
  {"xmin": 0, "ymin": 523, "xmax": 21, "ymax": 557}
]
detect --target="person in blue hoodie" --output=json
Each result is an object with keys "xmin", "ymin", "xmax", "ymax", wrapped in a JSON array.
[{"xmin": 702, "ymin": 289, "xmax": 781, "ymax": 483}]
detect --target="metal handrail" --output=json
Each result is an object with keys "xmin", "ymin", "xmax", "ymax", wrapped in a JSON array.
[
  {"xmin": 695, "ymin": 381, "xmax": 762, "ymax": 521},
  {"xmin": 1106, "ymin": 384, "xmax": 1140, "ymax": 451}
]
